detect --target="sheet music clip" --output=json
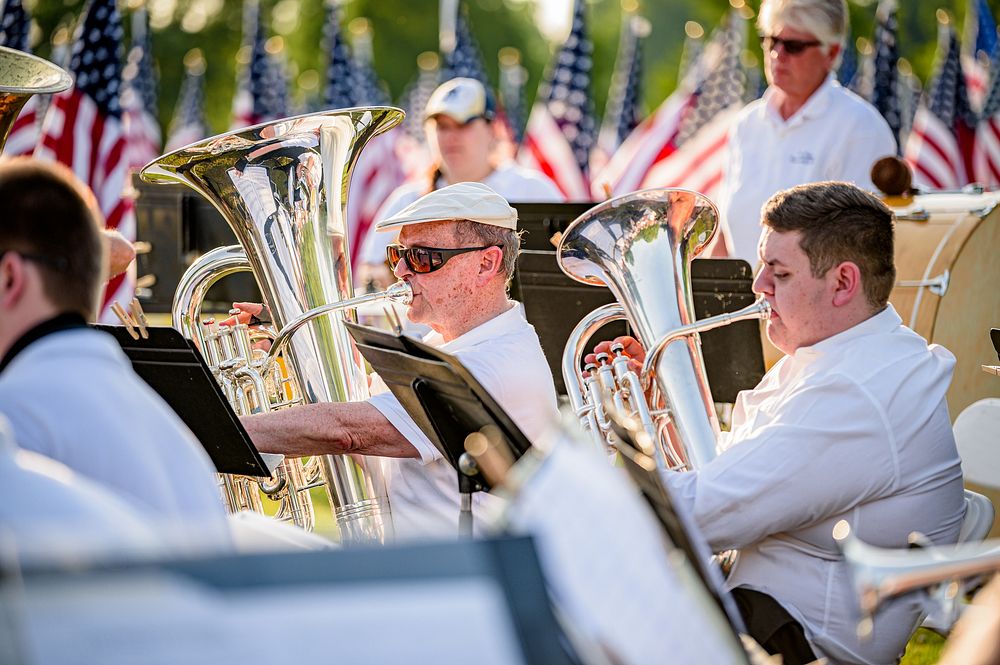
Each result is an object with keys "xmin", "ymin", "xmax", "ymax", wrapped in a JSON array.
[
  {"xmin": 110, "ymin": 298, "xmax": 149, "ymax": 340},
  {"xmin": 344, "ymin": 322, "xmax": 533, "ymax": 538}
]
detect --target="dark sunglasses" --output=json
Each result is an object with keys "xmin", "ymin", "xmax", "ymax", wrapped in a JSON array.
[
  {"xmin": 759, "ymin": 35, "xmax": 822, "ymax": 56},
  {"xmin": 386, "ymin": 243, "xmax": 500, "ymax": 274},
  {"xmin": 0, "ymin": 249, "xmax": 69, "ymax": 272}
]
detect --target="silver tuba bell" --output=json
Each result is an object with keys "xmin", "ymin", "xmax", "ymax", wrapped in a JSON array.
[
  {"xmin": 558, "ymin": 188, "xmax": 770, "ymax": 472},
  {"xmin": 142, "ymin": 107, "xmax": 404, "ymax": 544},
  {"xmin": 0, "ymin": 46, "xmax": 72, "ymax": 153}
]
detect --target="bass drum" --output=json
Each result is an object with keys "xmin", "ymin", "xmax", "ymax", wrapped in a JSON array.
[{"xmin": 888, "ymin": 191, "xmax": 1000, "ymax": 421}]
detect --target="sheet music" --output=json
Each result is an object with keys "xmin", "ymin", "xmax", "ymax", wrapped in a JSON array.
[{"xmin": 502, "ymin": 428, "xmax": 746, "ymax": 665}]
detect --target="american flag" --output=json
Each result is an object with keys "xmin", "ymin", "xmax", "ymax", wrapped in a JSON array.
[
  {"xmin": 904, "ymin": 25, "xmax": 978, "ymax": 189},
  {"xmin": 440, "ymin": 1, "xmax": 489, "ymax": 89},
  {"xmin": 321, "ymin": 0, "xmax": 355, "ymax": 110},
  {"xmin": 871, "ymin": 0, "xmax": 902, "ymax": 150},
  {"xmin": 349, "ymin": 19, "xmax": 390, "ymax": 107},
  {"xmin": 34, "ymin": 0, "xmax": 133, "ymax": 322},
  {"xmin": 498, "ymin": 47, "xmax": 526, "ymax": 146},
  {"xmin": 165, "ymin": 53, "xmax": 208, "ymax": 151},
  {"xmin": 639, "ymin": 11, "xmax": 745, "ymax": 200},
  {"xmin": 0, "ymin": 0, "xmax": 40, "ymax": 156},
  {"xmin": 594, "ymin": 12, "xmax": 648, "ymax": 172},
  {"xmin": 340, "ymin": 17, "xmax": 401, "ymax": 267},
  {"xmin": 593, "ymin": 11, "xmax": 744, "ymax": 200},
  {"xmin": 121, "ymin": 6, "xmax": 161, "ymax": 169},
  {"xmin": 678, "ymin": 27, "xmax": 704, "ymax": 84},
  {"xmin": 837, "ymin": 25, "xmax": 858, "ymax": 88},
  {"xmin": 973, "ymin": 48, "xmax": 1000, "ymax": 185},
  {"xmin": 518, "ymin": 0, "xmax": 596, "ymax": 200},
  {"xmin": 848, "ymin": 38, "xmax": 875, "ymax": 100},
  {"xmin": 230, "ymin": 0, "xmax": 284, "ymax": 128},
  {"xmin": 962, "ymin": 0, "xmax": 998, "ymax": 110},
  {"xmin": 395, "ymin": 52, "xmax": 438, "ymax": 178}
]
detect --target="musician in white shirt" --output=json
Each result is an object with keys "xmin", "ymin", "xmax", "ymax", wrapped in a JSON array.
[
  {"xmin": 242, "ymin": 183, "xmax": 560, "ymax": 539},
  {"xmin": 591, "ymin": 181, "xmax": 965, "ymax": 664},
  {"xmin": 716, "ymin": 0, "xmax": 896, "ymax": 264},
  {"xmin": 0, "ymin": 159, "xmax": 230, "ymax": 544}
]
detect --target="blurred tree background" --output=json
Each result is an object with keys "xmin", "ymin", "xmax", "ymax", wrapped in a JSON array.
[{"xmin": 23, "ymin": 0, "xmax": 997, "ymax": 136}]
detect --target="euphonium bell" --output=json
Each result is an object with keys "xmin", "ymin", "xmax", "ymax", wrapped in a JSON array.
[
  {"xmin": 142, "ymin": 107, "xmax": 404, "ymax": 544},
  {"xmin": 0, "ymin": 46, "xmax": 72, "ymax": 152},
  {"xmin": 558, "ymin": 188, "xmax": 770, "ymax": 471}
]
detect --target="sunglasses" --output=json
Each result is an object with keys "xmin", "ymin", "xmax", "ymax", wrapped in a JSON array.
[
  {"xmin": 386, "ymin": 243, "xmax": 499, "ymax": 274},
  {"xmin": 759, "ymin": 35, "xmax": 823, "ymax": 56}
]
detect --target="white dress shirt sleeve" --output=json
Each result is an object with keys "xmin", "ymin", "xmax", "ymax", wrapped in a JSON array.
[{"xmin": 663, "ymin": 373, "xmax": 897, "ymax": 552}]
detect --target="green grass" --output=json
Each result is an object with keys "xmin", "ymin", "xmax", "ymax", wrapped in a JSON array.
[{"xmin": 900, "ymin": 628, "xmax": 946, "ymax": 665}]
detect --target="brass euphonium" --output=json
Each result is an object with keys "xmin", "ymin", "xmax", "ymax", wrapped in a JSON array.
[
  {"xmin": 558, "ymin": 188, "xmax": 770, "ymax": 472},
  {"xmin": 142, "ymin": 107, "xmax": 405, "ymax": 544},
  {"xmin": 0, "ymin": 46, "xmax": 72, "ymax": 152}
]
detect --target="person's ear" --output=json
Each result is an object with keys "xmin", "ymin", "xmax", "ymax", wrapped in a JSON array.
[
  {"xmin": 0, "ymin": 253, "xmax": 28, "ymax": 309},
  {"xmin": 830, "ymin": 261, "xmax": 861, "ymax": 307},
  {"xmin": 478, "ymin": 246, "xmax": 504, "ymax": 282},
  {"xmin": 826, "ymin": 43, "xmax": 842, "ymax": 66}
]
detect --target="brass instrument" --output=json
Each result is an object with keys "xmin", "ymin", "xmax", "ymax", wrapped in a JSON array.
[
  {"xmin": 142, "ymin": 107, "xmax": 405, "ymax": 544},
  {"xmin": 558, "ymin": 188, "xmax": 770, "ymax": 471},
  {"xmin": 837, "ymin": 524, "xmax": 1000, "ymax": 632},
  {"xmin": 0, "ymin": 46, "xmax": 71, "ymax": 152}
]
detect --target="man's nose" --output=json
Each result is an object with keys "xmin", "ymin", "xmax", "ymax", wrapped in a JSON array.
[
  {"xmin": 752, "ymin": 268, "xmax": 771, "ymax": 296},
  {"xmin": 392, "ymin": 256, "xmax": 412, "ymax": 279}
]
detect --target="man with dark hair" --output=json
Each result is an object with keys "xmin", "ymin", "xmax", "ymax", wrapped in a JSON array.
[
  {"xmin": 241, "ymin": 182, "xmax": 560, "ymax": 539},
  {"xmin": 0, "ymin": 158, "xmax": 229, "ymax": 542},
  {"xmin": 591, "ymin": 181, "xmax": 965, "ymax": 664}
]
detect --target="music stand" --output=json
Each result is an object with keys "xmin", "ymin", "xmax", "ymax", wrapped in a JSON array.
[
  {"xmin": 345, "ymin": 322, "xmax": 532, "ymax": 537},
  {"xmin": 605, "ymin": 417, "xmax": 747, "ymax": 636},
  {"xmin": 94, "ymin": 325, "xmax": 271, "ymax": 477}
]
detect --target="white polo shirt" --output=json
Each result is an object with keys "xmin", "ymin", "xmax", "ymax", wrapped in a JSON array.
[
  {"xmin": 357, "ymin": 161, "xmax": 564, "ymax": 267},
  {"xmin": 663, "ymin": 305, "xmax": 965, "ymax": 664},
  {"xmin": 368, "ymin": 301, "xmax": 560, "ymax": 540},
  {"xmin": 718, "ymin": 76, "xmax": 897, "ymax": 264}
]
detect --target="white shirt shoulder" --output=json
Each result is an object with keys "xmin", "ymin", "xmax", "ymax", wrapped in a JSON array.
[{"xmin": 486, "ymin": 162, "xmax": 565, "ymax": 202}]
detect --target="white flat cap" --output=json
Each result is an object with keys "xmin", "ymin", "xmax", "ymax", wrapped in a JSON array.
[{"xmin": 374, "ymin": 182, "xmax": 518, "ymax": 232}]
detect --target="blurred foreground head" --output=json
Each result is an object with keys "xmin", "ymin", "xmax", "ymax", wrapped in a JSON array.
[{"xmin": 0, "ymin": 158, "xmax": 106, "ymax": 321}]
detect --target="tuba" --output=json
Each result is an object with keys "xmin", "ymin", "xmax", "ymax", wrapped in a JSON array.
[
  {"xmin": 142, "ymin": 107, "xmax": 404, "ymax": 544},
  {"xmin": 557, "ymin": 188, "xmax": 770, "ymax": 472},
  {"xmin": 0, "ymin": 46, "xmax": 72, "ymax": 152}
]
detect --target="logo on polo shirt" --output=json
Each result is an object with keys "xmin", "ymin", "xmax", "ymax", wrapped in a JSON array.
[{"xmin": 789, "ymin": 151, "xmax": 815, "ymax": 165}]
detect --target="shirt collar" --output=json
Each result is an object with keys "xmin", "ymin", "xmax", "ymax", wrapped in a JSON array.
[
  {"xmin": 426, "ymin": 301, "xmax": 523, "ymax": 351},
  {"xmin": 764, "ymin": 74, "xmax": 838, "ymax": 126},
  {"xmin": 0, "ymin": 313, "xmax": 88, "ymax": 375},
  {"xmin": 793, "ymin": 304, "xmax": 901, "ymax": 361}
]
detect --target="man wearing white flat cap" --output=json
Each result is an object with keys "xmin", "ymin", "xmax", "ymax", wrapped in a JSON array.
[
  {"xmin": 357, "ymin": 77, "xmax": 562, "ymax": 290},
  {"xmin": 243, "ymin": 182, "xmax": 559, "ymax": 538}
]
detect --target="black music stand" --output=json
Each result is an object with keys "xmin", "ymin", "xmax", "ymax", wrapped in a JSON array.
[
  {"xmin": 94, "ymin": 325, "xmax": 271, "ymax": 477},
  {"xmin": 345, "ymin": 322, "xmax": 532, "ymax": 537}
]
